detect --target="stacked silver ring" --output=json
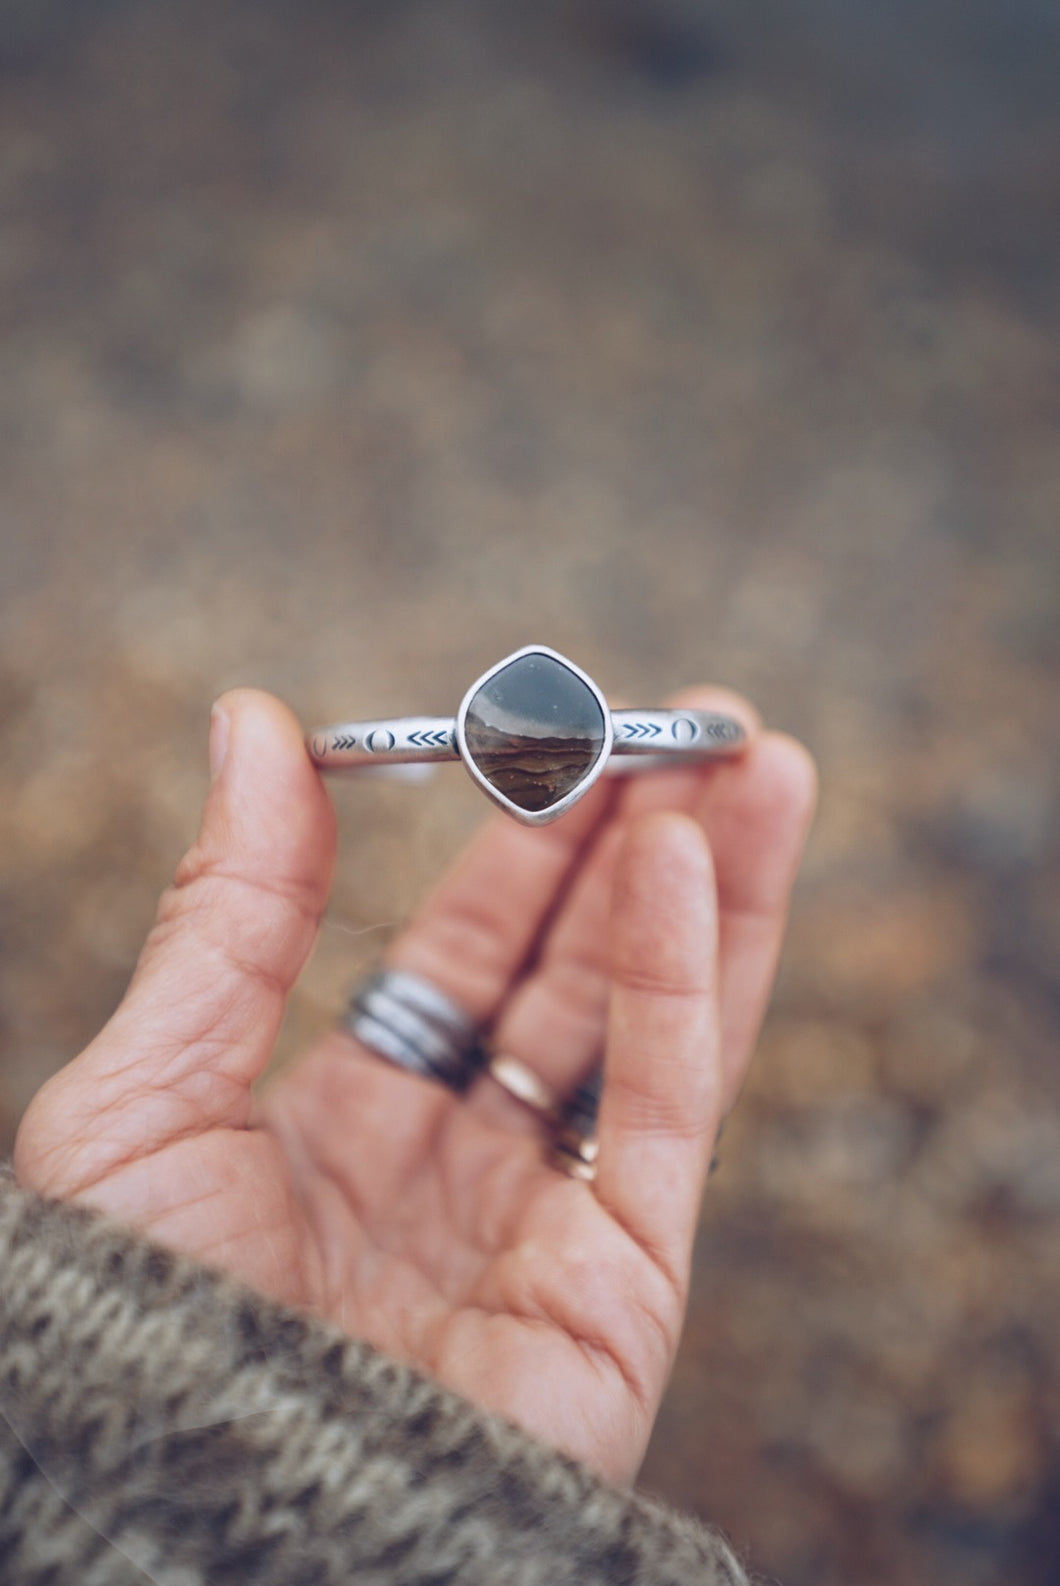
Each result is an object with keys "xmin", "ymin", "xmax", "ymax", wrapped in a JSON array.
[
  {"xmin": 344, "ymin": 968, "xmax": 483, "ymax": 1092},
  {"xmin": 343, "ymin": 966, "xmax": 601, "ymax": 1180}
]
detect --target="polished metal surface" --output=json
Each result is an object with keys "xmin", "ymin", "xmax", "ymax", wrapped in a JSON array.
[{"xmin": 309, "ymin": 645, "xmax": 746, "ymax": 825}]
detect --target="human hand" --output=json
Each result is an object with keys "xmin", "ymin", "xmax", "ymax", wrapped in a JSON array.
[{"xmin": 14, "ymin": 687, "xmax": 815, "ymax": 1485}]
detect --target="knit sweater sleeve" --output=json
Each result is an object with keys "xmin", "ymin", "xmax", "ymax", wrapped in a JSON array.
[{"xmin": 0, "ymin": 1170, "xmax": 751, "ymax": 1586}]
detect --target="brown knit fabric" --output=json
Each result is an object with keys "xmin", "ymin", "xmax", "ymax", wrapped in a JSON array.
[{"xmin": 0, "ymin": 1170, "xmax": 750, "ymax": 1585}]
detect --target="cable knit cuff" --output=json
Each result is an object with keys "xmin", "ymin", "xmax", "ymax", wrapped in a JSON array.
[{"xmin": 0, "ymin": 1170, "xmax": 750, "ymax": 1585}]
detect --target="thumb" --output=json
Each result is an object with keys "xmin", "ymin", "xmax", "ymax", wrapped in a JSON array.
[{"xmin": 16, "ymin": 689, "xmax": 336, "ymax": 1198}]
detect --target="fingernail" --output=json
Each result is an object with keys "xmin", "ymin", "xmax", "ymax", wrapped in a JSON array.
[{"xmin": 209, "ymin": 701, "xmax": 230, "ymax": 782}]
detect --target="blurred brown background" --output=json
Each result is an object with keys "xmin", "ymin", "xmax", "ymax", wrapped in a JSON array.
[{"xmin": 1, "ymin": 2, "xmax": 1058, "ymax": 1581}]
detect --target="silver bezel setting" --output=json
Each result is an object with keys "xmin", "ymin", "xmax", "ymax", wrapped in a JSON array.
[{"xmin": 455, "ymin": 645, "xmax": 615, "ymax": 826}]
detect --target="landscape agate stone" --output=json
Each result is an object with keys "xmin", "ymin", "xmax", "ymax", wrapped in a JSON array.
[{"xmin": 462, "ymin": 652, "xmax": 607, "ymax": 813}]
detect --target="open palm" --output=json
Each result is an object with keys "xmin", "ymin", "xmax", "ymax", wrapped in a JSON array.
[{"xmin": 15, "ymin": 688, "xmax": 814, "ymax": 1485}]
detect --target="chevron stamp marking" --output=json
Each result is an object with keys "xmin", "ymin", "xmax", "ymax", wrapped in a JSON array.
[{"xmin": 408, "ymin": 728, "xmax": 452, "ymax": 749}]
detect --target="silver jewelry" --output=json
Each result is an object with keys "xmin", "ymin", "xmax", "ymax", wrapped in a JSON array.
[
  {"xmin": 484, "ymin": 1051, "xmax": 562, "ymax": 1122},
  {"xmin": 308, "ymin": 645, "xmax": 746, "ymax": 826},
  {"xmin": 550, "ymin": 1132, "xmax": 599, "ymax": 1183},
  {"xmin": 343, "ymin": 968, "xmax": 482, "ymax": 1091},
  {"xmin": 548, "ymin": 1071, "xmax": 602, "ymax": 1183},
  {"xmin": 485, "ymin": 1051, "xmax": 602, "ymax": 1183}
]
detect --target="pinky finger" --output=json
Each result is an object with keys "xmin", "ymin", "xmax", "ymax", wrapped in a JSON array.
[{"xmin": 594, "ymin": 812, "xmax": 721, "ymax": 1289}]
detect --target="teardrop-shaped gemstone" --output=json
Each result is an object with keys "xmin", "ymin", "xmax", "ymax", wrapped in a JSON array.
[{"xmin": 463, "ymin": 652, "xmax": 607, "ymax": 813}]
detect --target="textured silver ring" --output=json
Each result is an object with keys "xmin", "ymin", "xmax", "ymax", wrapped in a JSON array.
[
  {"xmin": 343, "ymin": 968, "xmax": 482, "ymax": 1092},
  {"xmin": 308, "ymin": 644, "xmax": 746, "ymax": 826}
]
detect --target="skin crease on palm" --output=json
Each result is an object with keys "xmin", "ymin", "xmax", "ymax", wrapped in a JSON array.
[{"xmin": 13, "ymin": 686, "xmax": 816, "ymax": 1486}]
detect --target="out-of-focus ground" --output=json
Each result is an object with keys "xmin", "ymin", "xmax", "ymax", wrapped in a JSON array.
[{"xmin": 1, "ymin": 2, "xmax": 1058, "ymax": 1580}]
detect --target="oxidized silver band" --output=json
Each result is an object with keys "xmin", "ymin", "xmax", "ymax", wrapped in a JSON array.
[
  {"xmin": 343, "ymin": 968, "xmax": 482, "ymax": 1091},
  {"xmin": 309, "ymin": 644, "xmax": 746, "ymax": 827},
  {"xmin": 342, "ymin": 967, "xmax": 603, "ymax": 1184}
]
